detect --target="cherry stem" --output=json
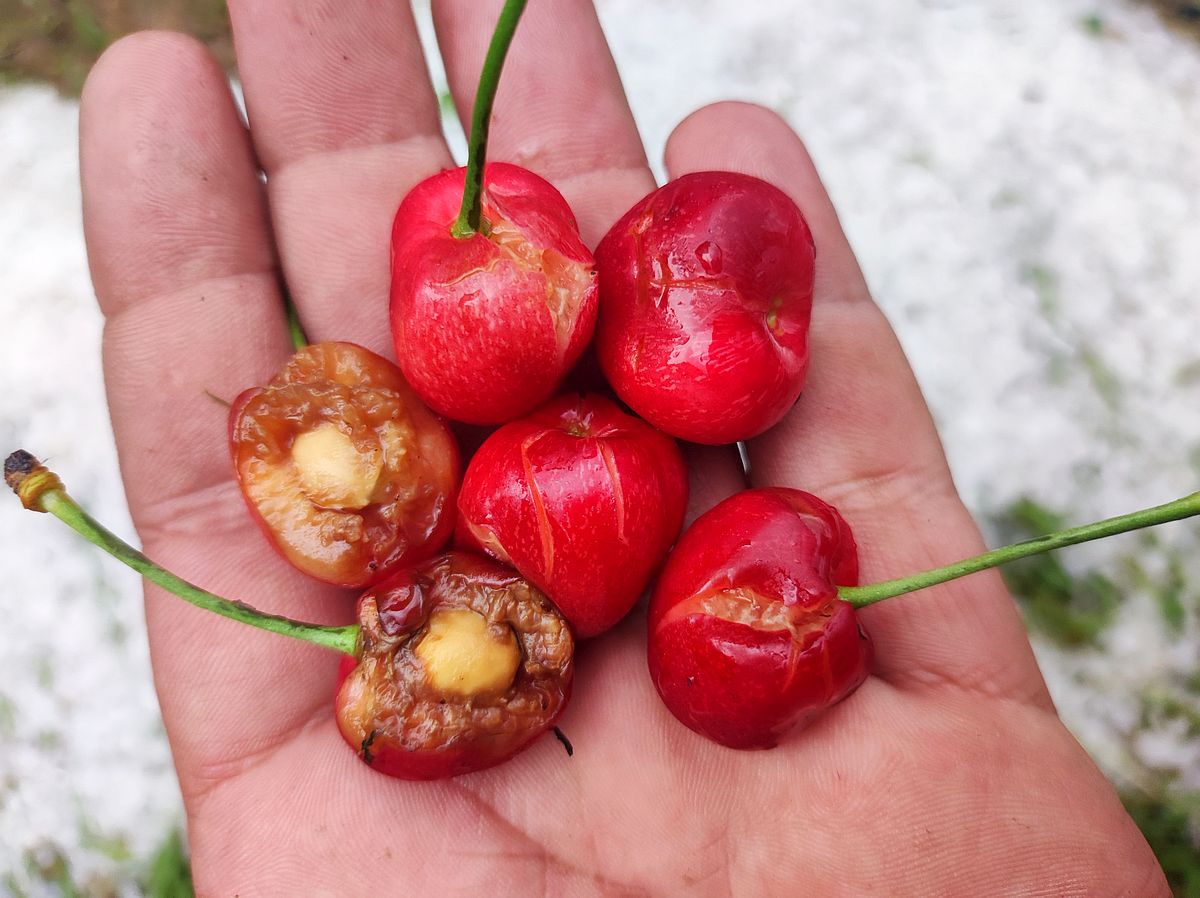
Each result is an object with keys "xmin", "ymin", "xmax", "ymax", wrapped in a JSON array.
[
  {"xmin": 450, "ymin": 0, "xmax": 528, "ymax": 239},
  {"xmin": 284, "ymin": 293, "xmax": 308, "ymax": 352},
  {"xmin": 4, "ymin": 451, "xmax": 359, "ymax": 655},
  {"xmin": 838, "ymin": 490, "xmax": 1200, "ymax": 608}
]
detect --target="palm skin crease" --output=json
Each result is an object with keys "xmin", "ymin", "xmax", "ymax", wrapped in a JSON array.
[{"xmin": 77, "ymin": 1, "xmax": 1168, "ymax": 895}]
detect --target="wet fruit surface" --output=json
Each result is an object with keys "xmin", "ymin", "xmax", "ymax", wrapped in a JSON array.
[
  {"xmin": 229, "ymin": 342, "xmax": 460, "ymax": 588},
  {"xmin": 390, "ymin": 162, "xmax": 599, "ymax": 425},
  {"xmin": 595, "ymin": 171, "xmax": 816, "ymax": 445},
  {"xmin": 647, "ymin": 488, "xmax": 872, "ymax": 749},
  {"xmin": 336, "ymin": 552, "xmax": 574, "ymax": 779},
  {"xmin": 457, "ymin": 394, "xmax": 688, "ymax": 638}
]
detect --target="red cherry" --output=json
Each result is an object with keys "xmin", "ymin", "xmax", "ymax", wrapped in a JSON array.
[
  {"xmin": 390, "ymin": 163, "xmax": 599, "ymax": 425},
  {"xmin": 647, "ymin": 488, "xmax": 871, "ymax": 749},
  {"xmin": 229, "ymin": 342, "xmax": 459, "ymax": 589},
  {"xmin": 335, "ymin": 552, "xmax": 574, "ymax": 780},
  {"xmin": 457, "ymin": 394, "xmax": 688, "ymax": 638},
  {"xmin": 595, "ymin": 171, "xmax": 815, "ymax": 445}
]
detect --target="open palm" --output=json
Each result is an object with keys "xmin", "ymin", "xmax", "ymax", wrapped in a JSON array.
[{"xmin": 80, "ymin": 1, "xmax": 1166, "ymax": 894}]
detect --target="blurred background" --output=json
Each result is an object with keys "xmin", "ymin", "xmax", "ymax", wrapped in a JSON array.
[{"xmin": 1, "ymin": 0, "xmax": 1199, "ymax": 894}]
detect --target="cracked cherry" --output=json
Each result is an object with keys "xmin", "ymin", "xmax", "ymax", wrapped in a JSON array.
[
  {"xmin": 336, "ymin": 551, "xmax": 574, "ymax": 780},
  {"xmin": 456, "ymin": 394, "xmax": 688, "ymax": 638},
  {"xmin": 595, "ymin": 171, "xmax": 815, "ymax": 445},
  {"xmin": 647, "ymin": 488, "xmax": 871, "ymax": 749},
  {"xmin": 390, "ymin": 163, "xmax": 599, "ymax": 424},
  {"xmin": 229, "ymin": 342, "xmax": 459, "ymax": 589}
]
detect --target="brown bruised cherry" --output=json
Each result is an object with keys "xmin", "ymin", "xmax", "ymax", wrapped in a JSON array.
[
  {"xmin": 229, "ymin": 342, "xmax": 460, "ymax": 588},
  {"xmin": 336, "ymin": 551, "xmax": 574, "ymax": 780}
]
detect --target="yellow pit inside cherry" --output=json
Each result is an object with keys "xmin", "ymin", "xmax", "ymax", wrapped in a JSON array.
[
  {"xmin": 415, "ymin": 608, "xmax": 521, "ymax": 699},
  {"xmin": 291, "ymin": 424, "xmax": 382, "ymax": 511}
]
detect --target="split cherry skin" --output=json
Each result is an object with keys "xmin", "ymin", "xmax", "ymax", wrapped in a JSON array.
[
  {"xmin": 647, "ymin": 488, "xmax": 872, "ymax": 749},
  {"xmin": 336, "ymin": 552, "xmax": 573, "ymax": 780},
  {"xmin": 457, "ymin": 394, "xmax": 688, "ymax": 638},
  {"xmin": 595, "ymin": 171, "xmax": 816, "ymax": 445},
  {"xmin": 229, "ymin": 342, "xmax": 459, "ymax": 589},
  {"xmin": 390, "ymin": 166, "xmax": 599, "ymax": 425}
]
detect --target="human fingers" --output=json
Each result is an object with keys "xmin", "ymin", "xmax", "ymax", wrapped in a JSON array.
[
  {"xmin": 81, "ymin": 32, "xmax": 349, "ymax": 804},
  {"xmin": 226, "ymin": 0, "xmax": 453, "ymax": 353}
]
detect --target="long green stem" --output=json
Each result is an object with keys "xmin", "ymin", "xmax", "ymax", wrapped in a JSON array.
[
  {"xmin": 4, "ymin": 451, "xmax": 358, "ymax": 654},
  {"xmin": 839, "ymin": 490, "xmax": 1200, "ymax": 608},
  {"xmin": 450, "ymin": 0, "xmax": 529, "ymax": 238}
]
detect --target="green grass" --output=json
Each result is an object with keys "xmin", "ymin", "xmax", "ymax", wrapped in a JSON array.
[
  {"xmin": 1081, "ymin": 13, "xmax": 1107, "ymax": 36},
  {"xmin": 4, "ymin": 829, "xmax": 192, "ymax": 897},
  {"xmin": 140, "ymin": 830, "xmax": 193, "ymax": 898},
  {"xmin": 0, "ymin": 0, "xmax": 232, "ymax": 96},
  {"xmin": 994, "ymin": 497, "xmax": 1123, "ymax": 646},
  {"xmin": 1121, "ymin": 787, "xmax": 1200, "ymax": 898},
  {"xmin": 994, "ymin": 496, "xmax": 1197, "ymax": 646}
]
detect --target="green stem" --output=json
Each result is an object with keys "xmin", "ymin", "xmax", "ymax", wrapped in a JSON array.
[
  {"xmin": 839, "ymin": 491, "xmax": 1200, "ymax": 608},
  {"xmin": 284, "ymin": 293, "xmax": 308, "ymax": 352},
  {"xmin": 5, "ymin": 451, "xmax": 358, "ymax": 654},
  {"xmin": 450, "ymin": 0, "xmax": 529, "ymax": 239}
]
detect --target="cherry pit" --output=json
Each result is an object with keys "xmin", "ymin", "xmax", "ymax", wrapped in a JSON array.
[{"xmin": 7, "ymin": 0, "xmax": 1200, "ymax": 782}]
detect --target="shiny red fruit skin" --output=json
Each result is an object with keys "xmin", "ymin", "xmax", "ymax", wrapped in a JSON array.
[
  {"xmin": 457, "ymin": 394, "xmax": 688, "ymax": 638},
  {"xmin": 647, "ymin": 488, "xmax": 872, "ymax": 749},
  {"xmin": 335, "ymin": 552, "xmax": 574, "ymax": 780},
  {"xmin": 595, "ymin": 171, "xmax": 815, "ymax": 445},
  {"xmin": 390, "ymin": 162, "xmax": 599, "ymax": 425}
]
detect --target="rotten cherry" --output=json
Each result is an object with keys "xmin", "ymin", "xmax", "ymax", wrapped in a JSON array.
[
  {"xmin": 336, "ymin": 551, "xmax": 574, "ymax": 780},
  {"xmin": 229, "ymin": 341, "xmax": 459, "ymax": 589}
]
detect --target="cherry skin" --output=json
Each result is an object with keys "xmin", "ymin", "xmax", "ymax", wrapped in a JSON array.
[
  {"xmin": 229, "ymin": 342, "xmax": 459, "ymax": 589},
  {"xmin": 390, "ymin": 162, "xmax": 599, "ymax": 425},
  {"xmin": 595, "ymin": 171, "xmax": 816, "ymax": 445},
  {"xmin": 457, "ymin": 394, "xmax": 688, "ymax": 638},
  {"xmin": 336, "ymin": 551, "xmax": 574, "ymax": 780},
  {"xmin": 647, "ymin": 488, "xmax": 872, "ymax": 749}
]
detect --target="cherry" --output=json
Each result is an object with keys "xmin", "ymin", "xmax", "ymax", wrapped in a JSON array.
[
  {"xmin": 456, "ymin": 394, "xmax": 688, "ymax": 638},
  {"xmin": 388, "ymin": 0, "xmax": 597, "ymax": 425},
  {"xmin": 229, "ymin": 341, "xmax": 459, "ymax": 589},
  {"xmin": 647, "ymin": 488, "xmax": 871, "ymax": 749},
  {"xmin": 9, "ymin": 457, "xmax": 1198, "ymax": 766},
  {"xmin": 595, "ymin": 171, "xmax": 816, "ymax": 445},
  {"xmin": 389, "ymin": 163, "xmax": 598, "ymax": 424},
  {"xmin": 336, "ymin": 552, "xmax": 573, "ymax": 780}
]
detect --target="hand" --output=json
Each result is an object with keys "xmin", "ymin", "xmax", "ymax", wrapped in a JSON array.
[{"xmin": 79, "ymin": 1, "xmax": 1167, "ymax": 894}]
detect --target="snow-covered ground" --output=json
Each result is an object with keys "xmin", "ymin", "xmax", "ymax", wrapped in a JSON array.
[{"xmin": 1, "ymin": 0, "xmax": 1198, "ymax": 891}]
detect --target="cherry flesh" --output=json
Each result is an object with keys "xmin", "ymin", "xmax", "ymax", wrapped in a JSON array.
[
  {"xmin": 595, "ymin": 171, "xmax": 816, "ymax": 445},
  {"xmin": 390, "ymin": 162, "xmax": 599, "ymax": 425},
  {"xmin": 647, "ymin": 488, "xmax": 871, "ymax": 749},
  {"xmin": 457, "ymin": 394, "xmax": 688, "ymax": 638},
  {"xmin": 336, "ymin": 551, "xmax": 574, "ymax": 780},
  {"xmin": 229, "ymin": 342, "xmax": 460, "ymax": 589}
]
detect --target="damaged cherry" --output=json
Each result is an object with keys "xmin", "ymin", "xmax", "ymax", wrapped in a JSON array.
[
  {"xmin": 647, "ymin": 488, "xmax": 871, "ymax": 749},
  {"xmin": 389, "ymin": 0, "xmax": 597, "ymax": 424},
  {"xmin": 595, "ymin": 171, "xmax": 816, "ymax": 445},
  {"xmin": 229, "ymin": 341, "xmax": 459, "ymax": 589},
  {"xmin": 457, "ymin": 393, "xmax": 688, "ymax": 638},
  {"xmin": 336, "ymin": 551, "xmax": 573, "ymax": 779}
]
